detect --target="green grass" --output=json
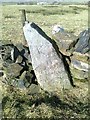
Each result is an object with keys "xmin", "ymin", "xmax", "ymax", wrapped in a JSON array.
[{"xmin": 2, "ymin": 4, "xmax": 88, "ymax": 44}]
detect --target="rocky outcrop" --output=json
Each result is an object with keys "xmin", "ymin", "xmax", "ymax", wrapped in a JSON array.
[
  {"xmin": 0, "ymin": 41, "xmax": 37, "ymax": 91},
  {"xmin": 52, "ymin": 27, "xmax": 90, "ymax": 80}
]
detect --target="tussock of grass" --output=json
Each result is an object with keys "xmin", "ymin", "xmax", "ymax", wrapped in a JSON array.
[
  {"xmin": 43, "ymin": 5, "xmax": 59, "ymax": 8},
  {"xmin": 26, "ymin": 7, "xmax": 80, "ymax": 16},
  {"xmin": 4, "ymin": 15, "xmax": 16, "ymax": 19},
  {"xmin": 69, "ymin": 5, "xmax": 88, "ymax": 11},
  {"xmin": 2, "ymin": 81, "xmax": 88, "ymax": 118}
]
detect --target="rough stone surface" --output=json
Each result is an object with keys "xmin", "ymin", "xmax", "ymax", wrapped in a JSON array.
[
  {"xmin": 52, "ymin": 25, "xmax": 77, "ymax": 56},
  {"xmin": 74, "ymin": 29, "xmax": 90, "ymax": 54},
  {"xmin": 70, "ymin": 29, "xmax": 90, "ymax": 80},
  {"xmin": 0, "ymin": 41, "xmax": 37, "ymax": 89},
  {"xmin": 71, "ymin": 60, "xmax": 89, "ymax": 72},
  {"xmin": 5, "ymin": 63, "xmax": 23, "ymax": 78},
  {"xmin": 52, "ymin": 26, "xmax": 90, "ymax": 80},
  {"xmin": 28, "ymin": 84, "xmax": 41, "ymax": 94},
  {"xmin": 52, "ymin": 26, "xmax": 90, "ymax": 55},
  {"xmin": 70, "ymin": 60, "xmax": 89, "ymax": 80},
  {"xmin": 15, "ymin": 55, "xmax": 23, "ymax": 63},
  {"xmin": 52, "ymin": 25, "xmax": 64, "ymax": 34},
  {"xmin": 23, "ymin": 22, "xmax": 73, "ymax": 92},
  {"xmin": 0, "ymin": 44, "xmax": 13, "ymax": 62},
  {"xmin": 70, "ymin": 66, "xmax": 89, "ymax": 80}
]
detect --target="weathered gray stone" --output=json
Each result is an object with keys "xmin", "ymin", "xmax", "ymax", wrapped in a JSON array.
[
  {"xmin": 52, "ymin": 25, "xmax": 78, "ymax": 56},
  {"xmin": 70, "ymin": 66, "xmax": 89, "ymax": 80},
  {"xmin": 16, "ymin": 79, "xmax": 26, "ymax": 89},
  {"xmin": 13, "ymin": 44, "xmax": 32, "ymax": 64},
  {"xmin": 8, "ymin": 78, "xmax": 26, "ymax": 89},
  {"xmin": 28, "ymin": 84, "xmax": 41, "ymax": 94},
  {"xmin": 71, "ymin": 60, "xmax": 89, "ymax": 72},
  {"xmin": 15, "ymin": 43, "xmax": 30, "ymax": 60},
  {"xmin": 71, "ymin": 52, "xmax": 89, "ymax": 65},
  {"xmin": 52, "ymin": 26, "xmax": 90, "ymax": 55},
  {"xmin": 19, "ymin": 71, "xmax": 32, "ymax": 88},
  {"xmin": 15, "ymin": 55, "xmax": 23, "ymax": 63},
  {"xmin": 23, "ymin": 22, "xmax": 73, "ymax": 92},
  {"xmin": 52, "ymin": 25, "xmax": 64, "ymax": 34},
  {"xmin": 0, "ymin": 44, "xmax": 13, "ymax": 62},
  {"xmin": 70, "ymin": 60, "xmax": 89, "ymax": 80},
  {"xmin": 5, "ymin": 63, "xmax": 23, "ymax": 78},
  {"xmin": 0, "ymin": 41, "xmax": 37, "ymax": 88},
  {"xmin": 74, "ymin": 28, "xmax": 90, "ymax": 54},
  {"xmin": 52, "ymin": 26, "xmax": 90, "ymax": 80}
]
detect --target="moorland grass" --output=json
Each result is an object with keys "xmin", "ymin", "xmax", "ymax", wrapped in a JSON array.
[{"xmin": 2, "ymin": 4, "xmax": 88, "ymax": 44}]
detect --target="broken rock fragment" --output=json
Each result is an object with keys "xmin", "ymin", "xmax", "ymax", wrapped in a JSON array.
[{"xmin": 5, "ymin": 63, "xmax": 23, "ymax": 78}]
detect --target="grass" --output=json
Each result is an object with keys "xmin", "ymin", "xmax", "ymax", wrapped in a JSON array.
[
  {"xmin": 1, "ymin": 4, "xmax": 89, "ymax": 119},
  {"xmin": 2, "ymin": 4, "xmax": 88, "ymax": 44}
]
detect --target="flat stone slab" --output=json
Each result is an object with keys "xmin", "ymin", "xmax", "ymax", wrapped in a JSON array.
[
  {"xmin": 70, "ymin": 66, "xmax": 89, "ymax": 80},
  {"xmin": 70, "ymin": 60, "xmax": 89, "ymax": 80},
  {"xmin": 71, "ymin": 60, "xmax": 89, "ymax": 72},
  {"xmin": 23, "ymin": 22, "xmax": 73, "ymax": 92}
]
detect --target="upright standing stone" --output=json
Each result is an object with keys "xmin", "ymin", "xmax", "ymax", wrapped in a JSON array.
[{"xmin": 23, "ymin": 22, "xmax": 73, "ymax": 92}]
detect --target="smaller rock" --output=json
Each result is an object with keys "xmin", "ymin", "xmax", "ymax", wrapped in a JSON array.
[
  {"xmin": 52, "ymin": 25, "xmax": 77, "ymax": 56},
  {"xmin": 52, "ymin": 25, "xmax": 64, "ymax": 34},
  {"xmin": 23, "ymin": 48, "xmax": 32, "ymax": 63},
  {"xmin": 15, "ymin": 55, "xmax": 23, "ymax": 63},
  {"xmin": 9, "ymin": 78, "xmax": 26, "ymax": 89},
  {"xmin": 71, "ymin": 60, "xmax": 89, "ymax": 72},
  {"xmin": 74, "ymin": 29, "xmax": 90, "ymax": 54},
  {"xmin": 68, "ymin": 28, "xmax": 90, "ymax": 54},
  {"xmin": 19, "ymin": 67, "xmax": 36, "ymax": 88},
  {"xmin": 70, "ymin": 59, "xmax": 89, "ymax": 80},
  {"xmin": 70, "ymin": 66, "xmax": 88, "ymax": 80},
  {"xmin": 16, "ymin": 43, "xmax": 25, "ymax": 52},
  {"xmin": 72, "ymin": 52, "xmax": 89, "ymax": 64},
  {"xmin": 5, "ymin": 63, "xmax": 23, "ymax": 78},
  {"xmin": 0, "ymin": 45, "xmax": 13, "ymax": 62},
  {"xmin": 15, "ymin": 43, "xmax": 29, "ymax": 59},
  {"xmin": 17, "ymin": 79, "xmax": 26, "ymax": 89},
  {"xmin": 19, "ymin": 71, "xmax": 31, "ymax": 88},
  {"xmin": 19, "ymin": 71, "xmax": 26, "ymax": 80},
  {"xmin": 28, "ymin": 84, "xmax": 41, "ymax": 94}
]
